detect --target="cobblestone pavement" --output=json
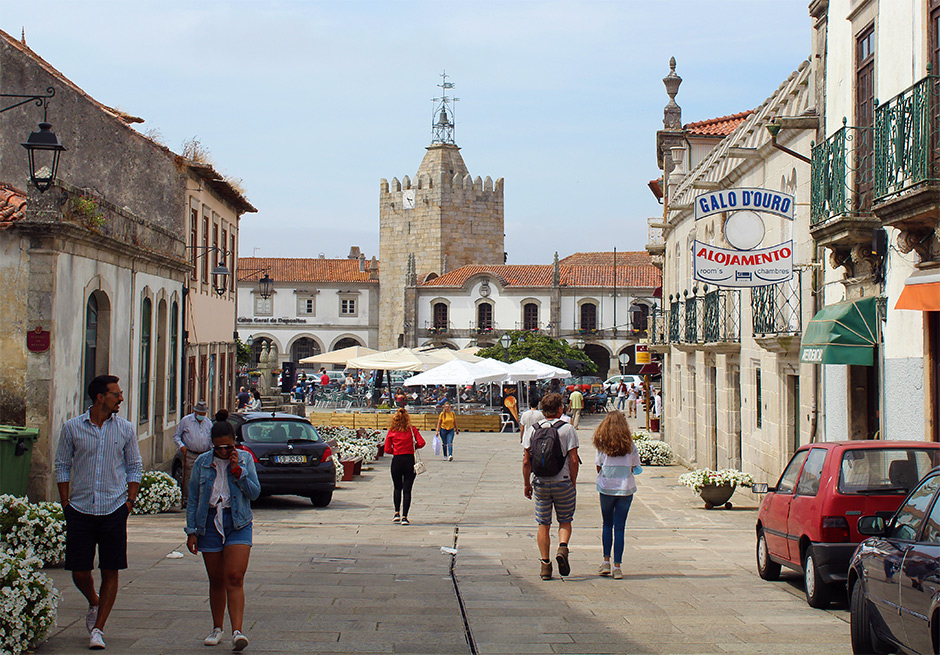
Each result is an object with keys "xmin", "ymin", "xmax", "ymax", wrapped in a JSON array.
[{"xmin": 39, "ymin": 415, "xmax": 851, "ymax": 654}]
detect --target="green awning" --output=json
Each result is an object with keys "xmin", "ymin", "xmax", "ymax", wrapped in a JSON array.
[{"xmin": 800, "ymin": 297, "xmax": 878, "ymax": 366}]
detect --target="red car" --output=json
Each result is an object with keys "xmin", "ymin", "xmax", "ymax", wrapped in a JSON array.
[
  {"xmin": 564, "ymin": 376, "xmax": 602, "ymax": 393},
  {"xmin": 754, "ymin": 441, "xmax": 940, "ymax": 608}
]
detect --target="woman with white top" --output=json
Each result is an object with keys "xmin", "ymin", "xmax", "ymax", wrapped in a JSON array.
[{"xmin": 592, "ymin": 411, "xmax": 641, "ymax": 579}]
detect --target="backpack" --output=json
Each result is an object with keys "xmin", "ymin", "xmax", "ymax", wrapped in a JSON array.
[{"xmin": 529, "ymin": 420, "xmax": 567, "ymax": 477}]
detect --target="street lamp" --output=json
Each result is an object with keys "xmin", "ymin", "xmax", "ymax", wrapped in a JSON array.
[
  {"xmin": 257, "ymin": 273, "xmax": 274, "ymax": 300},
  {"xmin": 211, "ymin": 260, "xmax": 231, "ymax": 297},
  {"xmin": 575, "ymin": 338, "xmax": 586, "ymax": 349},
  {"xmin": 499, "ymin": 333, "xmax": 512, "ymax": 349},
  {"xmin": 0, "ymin": 87, "xmax": 65, "ymax": 193}
]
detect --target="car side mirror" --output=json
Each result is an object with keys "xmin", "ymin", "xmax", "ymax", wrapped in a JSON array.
[
  {"xmin": 751, "ymin": 483, "xmax": 770, "ymax": 494},
  {"xmin": 858, "ymin": 516, "xmax": 887, "ymax": 536}
]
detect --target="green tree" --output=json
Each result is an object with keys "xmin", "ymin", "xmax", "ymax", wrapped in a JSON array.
[
  {"xmin": 235, "ymin": 337, "xmax": 252, "ymax": 367},
  {"xmin": 476, "ymin": 331, "xmax": 596, "ymax": 373}
]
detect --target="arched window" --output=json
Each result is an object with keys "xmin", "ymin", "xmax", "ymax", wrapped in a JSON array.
[
  {"xmin": 477, "ymin": 302, "xmax": 494, "ymax": 330},
  {"xmin": 523, "ymin": 303, "xmax": 539, "ymax": 330},
  {"xmin": 139, "ymin": 298, "xmax": 152, "ymax": 423},
  {"xmin": 580, "ymin": 303, "xmax": 598, "ymax": 331},
  {"xmin": 83, "ymin": 295, "xmax": 98, "ymax": 412},
  {"xmin": 169, "ymin": 302, "xmax": 179, "ymax": 413},
  {"xmin": 333, "ymin": 337, "xmax": 362, "ymax": 351},
  {"xmin": 433, "ymin": 302, "xmax": 449, "ymax": 329},
  {"xmin": 292, "ymin": 337, "xmax": 320, "ymax": 363},
  {"xmin": 630, "ymin": 303, "xmax": 650, "ymax": 333}
]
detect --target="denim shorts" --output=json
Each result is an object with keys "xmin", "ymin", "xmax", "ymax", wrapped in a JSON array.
[{"xmin": 197, "ymin": 507, "xmax": 252, "ymax": 552}]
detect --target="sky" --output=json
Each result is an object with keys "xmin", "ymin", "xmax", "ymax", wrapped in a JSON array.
[{"xmin": 1, "ymin": 0, "xmax": 811, "ymax": 264}]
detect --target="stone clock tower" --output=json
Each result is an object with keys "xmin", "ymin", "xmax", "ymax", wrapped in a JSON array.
[{"xmin": 379, "ymin": 75, "xmax": 504, "ymax": 349}]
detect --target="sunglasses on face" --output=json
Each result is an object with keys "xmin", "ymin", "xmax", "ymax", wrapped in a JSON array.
[{"xmin": 213, "ymin": 445, "xmax": 235, "ymax": 452}]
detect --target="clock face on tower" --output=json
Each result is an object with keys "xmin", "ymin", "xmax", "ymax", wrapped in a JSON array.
[{"xmin": 402, "ymin": 190, "xmax": 416, "ymax": 210}]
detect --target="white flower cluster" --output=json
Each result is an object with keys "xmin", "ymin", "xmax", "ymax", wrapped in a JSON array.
[
  {"xmin": 0, "ymin": 549, "xmax": 58, "ymax": 655},
  {"xmin": 332, "ymin": 453, "xmax": 344, "ymax": 483},
  {"xmin": 635, "ymin": 439, "xmax": 673, "ymax": 466},
  {"xmin": 0, "ymin": 495, "xmax": 65, "ymax": 567},
  {"xmin": 678, "ymin": 468, "xmax": 754, "ymax": 494},
  {"xmin": 133, "ymin": 471, "xmax": 181, "ymax": 515},
  {"xmin": 316, "ymin": 426, "xmax": 382, "ymax": 464}
]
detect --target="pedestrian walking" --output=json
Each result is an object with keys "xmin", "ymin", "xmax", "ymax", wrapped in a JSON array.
[
  {"xmin": 384, "ymin": 408, "xmax": 426, "ymax": 525},
  {"xmin": 522, "ymin": 392, "xmax": 579, "ymax": 580},
  {"xmin": 626, "ymin": 384, "xmax": 639, "ymax": 418},
  {"xmin": 185, "ymin": 410, "xmax": 261, "ymax": 651},
  {"xmin": 615, "ymin": 380, "xmax": 628, "ymax": 412},
  {"xmin": 592, "ymin": 411, "xmax": 641, "ymax": 580},
  {"xmin": 236, "ymin": 387, "xmax": 250, "ymax": 410},
  {"xmin": 653, "ymin": 388, "xmax": 662, "ymax": 418},
  {"xmin": 519, "ymin": 395, "xmax": 544, "ymax": 445},
  {"xmin": 568, "ymin": 388, "xmax": 584, "ymax": 428},
  {"xmin": 436, "ymin": 401, "xmax": 459, "ymax": 461},
  {"xmin": 172, "ymin": 400, "xmax": 212, "ymax": 508},
  {"xmin": 54, "ymin": 375, "xmax": 142, "ymax": 650}
]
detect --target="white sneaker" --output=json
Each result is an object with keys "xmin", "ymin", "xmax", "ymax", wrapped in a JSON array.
[
  {"xmin": 85, "ymin": 605, "xmax": 98, "ymax": 633},
  {"xmin": 88, "ymin": 628, "xmax": 106, "ymax": 650},
  {"xmin": 204, "ymin": 627, "xmax": 223, "ymax": 646},
  {"xmin": 448, "ymin": 455, "xmax": 453, "ymax": 461},
  {"xmin": 232, "ymin": 630, "xmax": 249, "ymax": 651}
]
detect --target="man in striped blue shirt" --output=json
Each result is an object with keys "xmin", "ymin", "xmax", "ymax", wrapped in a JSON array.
[{"xmin": 54, "ymin": 375, "xmax": 142, "ymax": 651}]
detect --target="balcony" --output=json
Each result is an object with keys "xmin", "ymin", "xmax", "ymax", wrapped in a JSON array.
[
  {"xmin": 810, "ymin": 123, "xmax": 880, "ymax": 253},
  {"xmin": 646, "ymin": 217, "xmax": 665, "ymax": 257},
  {"xmin": 662, "ymin": 290, "xmax": 739, "ymax": 350},
  {"xmin": 873, "ymin": 74, "xmax": 940, "ymax": 260},
  {"xmin": 701, "ymin": 289, "xmax": 740, "ymax": 348},
  {"xmin": 649, "ymin": 308, "xmax": 668, "ymax": 349},
  {"xmin": 751, "ymin": 275, "xmax": 802, "ymax": 353}
]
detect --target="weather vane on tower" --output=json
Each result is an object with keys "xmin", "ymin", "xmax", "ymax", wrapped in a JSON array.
[{"xmin": 431, "ymin": 71, "xmax": 459, "ymax": 145}]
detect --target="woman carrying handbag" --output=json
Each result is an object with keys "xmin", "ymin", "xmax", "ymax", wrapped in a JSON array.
[{"xmin": 384, "ymin": 408, "xmax": 426, "ymax": 525}]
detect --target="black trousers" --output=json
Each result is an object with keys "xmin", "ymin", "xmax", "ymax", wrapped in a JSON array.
[{"xmin": 390, "ymin": 454, "xmax": 417, "ymax": 516}]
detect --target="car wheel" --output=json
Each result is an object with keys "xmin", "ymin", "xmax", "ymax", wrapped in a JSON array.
[
  {"xmin": 756, "ymin": 529, "xmax": 781, "ymax": 581},
  {"xmin": 310, "ymin": 491, "xmax": 333, "ymax": 507},
  {"xmin": 850, "ymin": 580, "xmax": 889, "ymax": 654},
  {"xmin": 804, "ymin": 547, "xmax": 833, "ymax": 608}
]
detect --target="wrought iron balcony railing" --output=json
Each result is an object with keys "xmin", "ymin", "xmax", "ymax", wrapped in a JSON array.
[
  {"xmin": 702, "ymin": 289, "xmax": 741, "ymax": 343},
  {"xmin": 874, "ymin": 75, "xmax": 940, "ymax": 200},
  {"xmin": 668, "ymin": 300, "xmax": 681, "ymax": 343},
  {"xmin": 650, "ymin": 308, "xmax": 668, "ymax": 345},
  {"xmin": 751, "ymin": 274, "xmax": 802, "ymax": 336},
  {"xmin": 684, "ymin": 295, "xmax": 700, "ymax": 343},
  {"xmin": 811, "ymin": 122, "xmax": 874, "ymax": 225}
]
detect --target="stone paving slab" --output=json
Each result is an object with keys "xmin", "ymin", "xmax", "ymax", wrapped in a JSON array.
[{"xmin": 36, "ymin": 415, "xmax": 850, "ymax": 654}]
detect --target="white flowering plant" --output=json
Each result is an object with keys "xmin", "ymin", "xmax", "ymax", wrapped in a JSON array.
[
  {"xmin": 316, "ymin": 426, "xmax": 382, "ymax": 464},
  {"xmin": 0, "ymin": 549, "xmax": 58, "ymax": 655},
  {"xmin": 678, "ymin": 468, "xmax": 754, "ymax": 494},
  {"xmin": 0, "ymin": 495, "xmax": 65, "ymax": 567},
  {"xmin": 133, "ymin": 471, "xmax": 181, "ymax": 515},
  {"xmin": 635, "ymin": 439, "xmax": 673, "ymax": 466},
  {"xmin": 332, "ymin": 453, "xmax": 344, "ymax": 483}
]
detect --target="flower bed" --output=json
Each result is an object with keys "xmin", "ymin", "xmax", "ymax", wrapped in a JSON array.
[
  {"xmin": 631, "ymin": 432, "xmax": 672, "ymax": 466},
  {"xmin": 316, "ymin": 426, "xmax": 382, "ymax": 464},
  {"xmin": 0, "ymin": 549, "xmax": 59, "ymax": 654},
  {"xmin": 678, "ymin": 468, "xmax": 754, "ymax": 494},
  {"xmin": 133, "ymin": 471, "xmax": 181, "ymax": 515},
  {"xmin": 0, "ymin": 495, "xmax": 65, "ymax": 567}
]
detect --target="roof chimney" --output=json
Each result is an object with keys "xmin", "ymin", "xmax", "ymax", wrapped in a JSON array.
[
  {"xmin": 359, "ymin": 253, "xmax": 366, "ymax": 272},
  {"xmin": 369, "ymin": 256, "xmax": 379, "ymax": 281},
  {"xmin": 348, "ymin": 246, "xmax": 361, "ymax": 260}
]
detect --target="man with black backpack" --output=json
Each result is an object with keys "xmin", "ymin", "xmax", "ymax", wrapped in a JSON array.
[{"xmin": 522, "ymin": 392, "xmax": 579, "ymax": 580}]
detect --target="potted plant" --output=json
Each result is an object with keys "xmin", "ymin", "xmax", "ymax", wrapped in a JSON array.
[{"xmin": 678, "ymin": 468, "xmax": 754, "ymax": 509}]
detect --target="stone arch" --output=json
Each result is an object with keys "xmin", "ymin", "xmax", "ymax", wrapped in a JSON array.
[
  {"xmin": 583, "ymin": 342, "xmax": 611, "ymax": 378},
  {"xmin": 331, "ymin": 335, "xmax": 363, "ymax": 351},
  {"xmin": 287, "ymin": 334, "xmax": 323, "ymax": 366}
]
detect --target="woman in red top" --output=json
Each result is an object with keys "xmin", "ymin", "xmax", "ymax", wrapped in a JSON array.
[{"xmin": 384, "ymin": 408, "xmax": 426, "ymax": 525}]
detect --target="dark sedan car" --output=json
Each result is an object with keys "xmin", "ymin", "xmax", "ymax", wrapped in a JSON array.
[
  {"xmin": 173, "ymin": 412, "xmax": 335, "ymax": 506},
  {"xmin": 849, "ymin": 467, "xmax": 940, "ymax": 654}
]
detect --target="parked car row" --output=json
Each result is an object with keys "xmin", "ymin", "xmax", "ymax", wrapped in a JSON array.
[{"xmin": 752, "ymin": 439, "xmax": 940, "ymax": 654}]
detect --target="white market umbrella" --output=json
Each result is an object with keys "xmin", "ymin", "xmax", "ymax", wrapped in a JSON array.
[
  {"xmin": 508, "ymin": 357, "xmax": 570, "ymax": 380},
  {"xmin": 418, "ymin": 347, "xmax": 484, "ymax": 363},
  {"xmin": 299, "ymin": 345, "xmax": 377, "ymax": 366},
  {"xmin": 346, "ymin": 347, "xmax": 447, "ymax": 372},
  {"xmin": 403, "ymin": 359, "xmax": 506, "ymax": 386}
]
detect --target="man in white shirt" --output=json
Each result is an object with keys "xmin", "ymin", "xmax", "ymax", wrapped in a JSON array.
[
  {"xmin": 518, "ymin": 395, "xmax": 545, "ymax": 445},
  {"xmin": 173, "ymin": 400, "xmax": 212, "ymax": 507},
  {"xmin": 626, "ymin": 384, "xmax": 640, "ymax": 418}
]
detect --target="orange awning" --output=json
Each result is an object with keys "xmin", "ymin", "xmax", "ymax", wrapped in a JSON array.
[{"xmin": 896, "ymin": 269, "xmax": 940, "ymax": 311}]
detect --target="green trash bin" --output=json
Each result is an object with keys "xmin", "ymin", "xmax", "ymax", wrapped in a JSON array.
[{"xmin": 0, "ymin": 426, "xmax": 40, "ymax": 497}]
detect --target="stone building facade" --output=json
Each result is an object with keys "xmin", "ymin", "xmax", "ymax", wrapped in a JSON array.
[
  {"xmin": 649, "ymin": 58, "xmax": 817, "ymax": 482},
  {"xmin": 379, "ymin": 142, "xmax": 504, "ymax": 349}
]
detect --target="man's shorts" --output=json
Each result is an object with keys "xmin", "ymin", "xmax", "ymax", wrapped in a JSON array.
[
  {"xmin": 533, "ymin": 479, "xmax": 577, "ymax": 525},
  {"xmin": 64, "ymin": 504, "xmax": 129, "ymax": 571}
]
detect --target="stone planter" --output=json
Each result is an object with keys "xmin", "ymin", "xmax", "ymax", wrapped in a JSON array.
[{"xmin": 699, "ymin": 483, "xmax": 735, "ymax": 510}]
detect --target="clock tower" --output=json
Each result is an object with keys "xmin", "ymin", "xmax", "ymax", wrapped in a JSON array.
[{"xmin": 378, "ymin": 74, "xmax": 505, "ymax": 349}]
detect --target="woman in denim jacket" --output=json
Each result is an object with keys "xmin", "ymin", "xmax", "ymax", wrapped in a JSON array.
[{"xmin": 185, "ymin": 410, "xmax": 261, "ymax": 651}]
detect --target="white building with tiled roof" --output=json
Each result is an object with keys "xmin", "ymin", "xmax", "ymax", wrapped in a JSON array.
[{"xmin": 236, "ymin": 249, "xmax": 379, "ymax": 375}]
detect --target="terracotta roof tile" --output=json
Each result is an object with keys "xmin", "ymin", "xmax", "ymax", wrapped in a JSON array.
[
  {"xmin": 422, "ymin": 258, "xmax": 661, "ymax": 290},
  {"xmin": 684, "ymin": 110, "xmax": 754, "ymax": 137},
  {"xmin": 0, "ymin": 184, "xmax": 27, "ymax": 230},
  {"xmin": 238, "ymin": 257, "xmax": 378, "ymax": 284}
]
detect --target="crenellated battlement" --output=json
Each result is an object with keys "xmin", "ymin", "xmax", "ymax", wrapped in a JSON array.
[{"xmin": 379, "ymin": 173, "xmax": 504, "ymax": 196}]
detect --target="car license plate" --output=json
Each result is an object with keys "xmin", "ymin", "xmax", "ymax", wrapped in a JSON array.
[{"xmin": 274, "ymin": 455, "xmax": 306, "ymax": 464}]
